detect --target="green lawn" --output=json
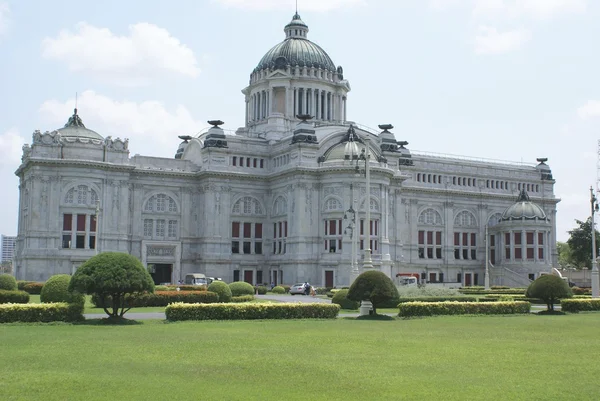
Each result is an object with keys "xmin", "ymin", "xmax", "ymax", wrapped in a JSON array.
[{"xmin": 2, "ymin": 314, "xmax": 599, "ymax": 400}]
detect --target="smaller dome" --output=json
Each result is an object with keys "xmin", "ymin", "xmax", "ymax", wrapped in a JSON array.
[
  {"xmin": 501, "ymin": 190, "xmax": 547, "ymax": 221},
  {"xmin": 57, "ymin": 109, "xmax": 103, "ymax": 140}
]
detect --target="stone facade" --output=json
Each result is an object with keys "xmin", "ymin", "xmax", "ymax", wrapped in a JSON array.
[{"xmin": 13, "ymin": 14, "xmax": 559, "ymax": 287}]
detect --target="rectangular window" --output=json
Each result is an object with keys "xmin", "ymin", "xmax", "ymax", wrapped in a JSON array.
[
  {"xmin": 418, "ymin": 231, "xmax": 425, "ymax": 245},
  {"xmin": 284, "ymin": 221, "xmax": 288, "ymax": 237},
  {"xmin": 514, "ymin": 232, "xmax": 522, "ymax": 245},
  {"xmin": 538, "ymin": 233, "xmax": 544, "ymax": 245},
  {"xmin": 471, "ymin": 233, "xmax": 476, "ymax": 247},
  {"xmin": 255, "ymin": 242, "xmax": 262, "ymax": 255},
  {"xmin": 538, "ymin": 248, "xmax": 544, "ymax": 260},
  {"xmin": 454, "ymin": 232, "xmax": 460, "ymax": 245},
  {"xmin": 526, "ymin": 232, "xmax": 534, "ymax": 245},
  {"xmin": 462, "ymin": 233, "xmax": 468, "ymax": 246},
  {"xmin": 62, "ymin": 234, "xmax": 71, "ymax": 249},
  {"xmin": 76, "ymin": 235, "xmax": 85, "ymax": 249},
  {"xmin": 490, "ymin": 249, "xmax": 496, "ymax": 265},
  {"xmin": 255, "ymin": 223, "xmax": 262, "ymax": 239},
  {"xmin": 427, "ymin": 231, "xmax": 433, "ymax": 245},
  {"xmin": 232, "ymin": 156, "xmax": 237, "ymax": 166},
  {"xmin": 260, "ymin": 159, "xmax": 264, "ymax": 168},
  {"xmin": 143, "ymin": 219, "xmax": 153, "ymax": 237},
  {"xmin": 436, "ymin": 248, "xmax": 442, "ymax": 259},
  {"xmin": 454, "ymin": 249, "xmax": 460, "ymax": 259},
  {"xmin": 505, "ymin": 248, "xmax": 511, "ymax": 259},
  {"xmin": 253, "ymin": 158, "xmax": 257, "ymax": 168},
  {"xmin": 89, "ymin": 235, "xmax": 96, "ymax": 249},
  {"xmin": 515, "ymin": 248, "xmax": 522, "ymax": 259},
  {"xmin": 232, "ymin": 241, "xmax": 240, "ymax": 254},
  {"xmin": 243, "ymin": 223, "xmax": 252, "ymax": 238},
  {"xmin": 90, "ymin": 215, "xmax": 97, "ymax": 232},
  {"xmin": 463, "ymin": 249, "xmax": 468, "ymax": 260},
  {"xmin": 471, "ymin": 249, "xmax": 476, "ymax": 260},
  {"xmin": 233, "ymin": 270, "xmax": 240, "ymax": 282},
  {"xmin": 232, "ymin": 222, "xmax": 240, "ymax": 238},
  {"xmin": 77, "ymin": 214, "xmax": 86, "ymax": 231},
  {"xmin": 243, "ymin": 241, "xmax": 251, "ymax": 254},
  {"xmin": 63, "ymin": 214, "xmax": 72, "ymax": 231},
  {"xmin": 168, "ymin": 220, "xmax": 178, "ymax": 238},
  {"xmin": 505, "ymin": 233, "xmax": 511, "ymax": 245},
  {"xmin": 156, "ymin": 220, "xmax": 165, "ymax": 237},
  {"xmin": 427, "ymin": 248, "xmax": 433, "ymax": 259},
  {"xmin": 526, "ymin": 248, "xmax": 534, "ymax": 259}
]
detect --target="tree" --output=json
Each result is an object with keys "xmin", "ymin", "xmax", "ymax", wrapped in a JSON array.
[
  {"xmin": 347, "ymin": 270, "xmax": 399, "ymax": 315},
  {"xmin": 69, "ymin": 252, "xmax": 154, "ymax": 318},
  {"xmin": 566, "ymin": 218, "xmax": 600, "ymax": 268},
  {"xmin": 556, "ymin": 242, "xmax": 572, "ymax": 269},
  {"xmin": 40, "ymin": 274, "xmax": 84, "ymax": 305},
  {"xmin": 0, "ymin": 262, "xmax": 12, "ymax": 275},
  {"xmin": 526, "ymin": 275, "xmax": 572, "ymax": 312}
]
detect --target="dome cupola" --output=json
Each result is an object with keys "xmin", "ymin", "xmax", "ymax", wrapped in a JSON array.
[
  {"xmin": 57, "ymin": 109, "xmax": 103, "ymax": 141},
  {"xmin": 284, "ymin": 12, "xmax": 309, "ymax": 39},
  {"xmin": 501, "ymin": 189, "xmax": 548, "ymax": 221}
]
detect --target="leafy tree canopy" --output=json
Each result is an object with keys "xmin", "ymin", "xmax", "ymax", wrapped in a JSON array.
[
  {"xmin": 347, "ymin": 270, "xmax": 399, "ymax": 315},
  {"xmin": 526, "ymin": 274, "xmax": 572, "ymax": 312},
  {"xmin": 566, "ymin": 218, "xmax": 600, "ymax": 268},
  {"xmin": 69, "ymin": 252, "xmax": 154, "ymax": 318}
]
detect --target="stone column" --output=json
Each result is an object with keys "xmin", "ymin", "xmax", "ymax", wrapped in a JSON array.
[
  {"xmin": 510, "ymin": 231, "xmax": 515, "ymax": 262},
  {"xmin": 245, "ymin": 97, "xmax": 249, "ymax": 124},
  {"xmin": 294, "ymin": 88, "xmax": 298, "ymax": 118},
  {"xmin": 534, "ymin": 229, "xmax": 539, "ymax": 262},
  {"xmin": 324, "ymin": 92, "xmax": 329, "ymax": 121}
]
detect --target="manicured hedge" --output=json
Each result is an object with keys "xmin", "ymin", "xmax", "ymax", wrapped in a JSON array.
[
  {"xmin": 22, "ymin": 282, "xmax": 44, "ymax": 295},
  {"xmin": 271, "ymin": 286, "xmax": 285, "ymax": 294},
  {"xmin": 0, "ymin": 302, "xmax": 84, "ymax": 323},
  {"xmin": 397, "ymin": 296, "xmax": 477, "ymax": 304},
  {"xmin": 280, "ymin": 285, "xmax": 291, "ymax": 293},
  {"xmin": 229, "ymin": 281, "xmax": 255, "ymax": 296},
  {"xmin": 208, "ymin": 281, "xmax": 232, "ymax": 302},
  {"xmin": 157, "ymin": 285, "xmax": 207, "ymax": 292},
  {"xmin": 17, "ymin": 281, "xmax": 34, "ymax": 291},
  {"xmin": 254, "ymin": 285, "xmax": 267, "ymax": 295},
  {"xmin": 0, "ymin": 274, "xmax": 17, "ymax": 291},
  {"xmin": 166, "ymin": 302, "xmax": 340, "ymax": 321},
  {"xmin": 92, "ymin": 291, "xmax": 219, "ymax": 308},
  {"xmin": 0, "ymin": 289, "xmax": 30, "ymax": 304},
  {"xmin": 231, "ymin": 295, "xmax": 255, "ymax": 303},
  {"xmin": 398, "ymin": 301, "xmax": 531, "ymax": 317},
  {"xmin": 331, "ymin": 289, "xmax": 359, "ymax": 310},
  {"xmin": 40, "ymin": 274, "xmax": 84, "ymax": 306},
  {"xmin": 459, "ymin": 289, "xmax": 526, "ymax": 295},
  {"xmin": 560, "ymin": 299, "xmax": 600, "ymax": 313}
]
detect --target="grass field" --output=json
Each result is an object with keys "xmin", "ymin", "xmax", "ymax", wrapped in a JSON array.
[{"xmin": 2, "ymin": 314, "xmax": 599, "ymax": 401}]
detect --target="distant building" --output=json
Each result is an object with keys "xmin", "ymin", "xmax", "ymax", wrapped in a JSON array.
[
  {"xmin": 1, "ymin": 235, "xmax": 16, "ymax": 263},
  {"xmin": 13, "ymin": 13, "xmax": 559, "ymax": 287}
]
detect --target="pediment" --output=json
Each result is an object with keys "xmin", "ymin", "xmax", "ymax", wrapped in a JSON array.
[{"xmin": 268, "ymin": 70, "xmax": 291, "ymax": 79}]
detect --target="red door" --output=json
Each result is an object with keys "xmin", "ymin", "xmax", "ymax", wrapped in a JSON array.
[
  {"xmin": 272, "ymin": 270, "xmax": 278, "ymax": 285},
  {"xmin": 325, "ymin": 271, "xmax": 334, "ymax": 288},
  {"xmin": 244, "ymin": 270, "xmax": 253, "ymax": 285},
  {"xmin": 465, "ymin": 273, "xmax": 472, "ymax": 287},
  {"xmin": 429, "ymin": 273, "xmax": 436, "ymax": 283}
]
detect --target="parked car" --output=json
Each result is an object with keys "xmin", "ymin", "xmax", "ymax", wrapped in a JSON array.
[{"xmin": 290, "ymin": 283, "xmax": 307, "ymax": 295}]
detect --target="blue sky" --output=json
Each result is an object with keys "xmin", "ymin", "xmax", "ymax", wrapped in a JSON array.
[{"xmin": 0, "ymin": 0, "xmax": 598, "ymax": 242}]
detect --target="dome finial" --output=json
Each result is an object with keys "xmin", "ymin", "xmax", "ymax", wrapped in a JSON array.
[
  {"xmin": 64, "ymin": 107, "xmax": 86, "ymax": 128},
  {"xmin": 517, "ymin": 188, "xmax": 530, "ymax": 202}
]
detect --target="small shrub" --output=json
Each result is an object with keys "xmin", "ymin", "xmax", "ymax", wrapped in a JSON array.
[
  {"xmin": 22, "ymin": 282, "xmax": 44, "ymax": 294},
  {"xmin": 17, "ymin": 281, "xmax": 34, "ymax": 291},
  {"xmin": 397, "ymin": 296, "xmax": 476, "ymax": 304},
  {"xmin": 208, "ymin": 281, "xmax": 232, "ymax": 302},
  {"xmin": 231, "ymin": 295, "xmax": 255, "ymax": 302},
  {"xmin": 271, "ymin": 286, "xmax": 285, "ymax": 294},
  {"xmin": 331, "ymin": 289, "xmax": 359, "ymax": 310},
  {"xmin": 0, "ymin": 290, "xmax": 30, "ymax": 304},
  {"xmin": 571, "ymin": 287, "xmax": 587, "ymax": 295},
  {"xmin": 254, "ymin": 285, "xmax": 267, "ymax": 295},
  {"xmin": 398, "ymin": 301, "xmax": 531, "ymax": 317},
  {"xmin": 0, "ymin": 303, "xmax": 83, "ymax": 323},
  {"xmin": 229, "ymin": 281, "xmax": 255, "ymax": 297},
  {"xmin": 491, "ymin": 286, "xmax": 510, "ymax": 290},
  {"xmin": 398, "ymin": 286, "xmax": 461, "ymax": 298},
  {"xmin": 165, "ymin": 302, "xmax": 340, "ymax": 321},
  {"xmin": 347, "ymin": 271, "xmax": 399, "ymax": 314},
  {"xmin": 526, "ymin": 275, "xmax": 573, "ymax": 311},
  {"xmin": 40, "ymin": 274, "xmax": 84, "ymax": 305},
  {"xmin": 315, "ymin": 287, "xmax": 329, "ymax": 295},
  {"xmin": 280, "ymin": 285, "xmax": 291, "ymax": 293},
  {"xmin": 0, "ymin": 274, "xmax": 17, "ymax": 291}
]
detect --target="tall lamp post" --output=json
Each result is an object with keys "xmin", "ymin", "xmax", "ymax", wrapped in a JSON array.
[
  {"xmin": 361, "ymin": 136, "xmax": 373, "ymax": 269},
  {"xmin": 343, "ymin": 201, "xmax": 359, "ymax": 284},
  {"xmin": 95, "ymin": 199, "xmax": 101, "ymax": 256},
  {"xmin": 590, "ymin": 186, "xmax": 599, "ymax": 298},
  {"xmin": 484, "ymin": 225, "xmax": 490, "ymax": 290}
]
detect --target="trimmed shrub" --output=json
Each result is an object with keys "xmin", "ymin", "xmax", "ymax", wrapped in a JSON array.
[
  {"xmin": 208, "ymin": 281, "xmax": 232, "ymax": 302},
  {"xmin": 0, "ymin": 274, "xmax": 17, "ymax": 291},
  {"xmin": 254, "ymin": 285, "xmax": 267, "ymax": 295},
  {"xmin": 165, "ymin": 302, "xmax": 340, "ymax": 321},
  {"xmin": 229, "ymin": 281, "xmax": 255, "ymax": 297},
  {"xmin": 397, "ymin": 296, "xmax": 476, "ymax": 304},
  {"xmin": 92, "ymin": 291, "xmax": 219, "ymax": 308},
  {"xmin": 0, "ymin": 289, "xmax": 30, "ymax": 304},
  {"xmin": 17, "ymin": 281, "xmax": 34, "ymax": 291},
  {"xmin": 69, "ymin": 252, "xmax": 155, "ymax": 318},
  {"xmin": 491, "ymin": 286, "xmax": 510, "ymax": 290},
  {"xmin": 315, "ymin": 287, "xmax": 329, "ymax": 295},
  {"xmin": 398, "ymin": 286, "xmax": 460, "ymax": 298},
  {"xmin": 571, "ymin": 287, "xmax": 588, "ymax": 295},
  {"xmin": 560, "ymin": 299, "xmax": 600, "ymax": 313},
  {"xmin": 280, "ymin": 285, "xmax": 291, "ymax": 293},
  {"xmin": 40, "ymin": 274, "xmax": 84, "ymax": 306},
  {"xmin": 22, "ymin": 282, "xmax": 44, "ymax": 294},
  {"xmin": 331, "ymin": 289, "xmax": 359, "ymax": 310},
  {"xmin": 232, "ymin": 295, "xmax": 255, "ymax": 303},
  {"xmin": 526, "ymin": 275, "xmax": 572, "ymax": 311},
  {"xmin": 271, "ymin": 286, "xmax": 285, "ymax": 294},
  {"xmin": 347, "ymin": 270, "xmax": 399, "ymax": 314},
  {"xmin": 0, "ymin": 302, "xmax": 84, "ymax": 323},
  {"xmin": 398, "ymin": 301, "xmax": 531, "ymax": 317}
]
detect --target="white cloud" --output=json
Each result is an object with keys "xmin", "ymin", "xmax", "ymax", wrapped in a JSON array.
[
  {"xmin": 578, "ymin": 100, "xmax": 600, "ymax": 120},
  {"xmin": 0, "ymin": 128, "xmax": 26, "ymax": 168},
  {"xmin": 474, "ymin": 26, "xmax": 531, "ymax": 54},
  {"xmin": 0, "ymin": 2, "xmax": 10, "ymax": 37},
  {"xmin": 39, "ymin": 90, "xmax": 204, "ymax": 158},
  {"xmin": 41, "ymin": 23, "xmax": 200, "ymax": 86},
  {"xmin": 213, "ymin": 0, "xmax": 365, "ymax": 12},
  {"xmin": 473, "ymin": 0, "xmax": 587, "ymax": 20},
  {"xmin": 429, "ymin": 0, "xmax": 466, "ymax": 11}
]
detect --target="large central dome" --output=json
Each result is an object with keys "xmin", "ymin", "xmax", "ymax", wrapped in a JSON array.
[{"xmin": 254, "ymin": 13, "xmax": 337, "ymax": 73}]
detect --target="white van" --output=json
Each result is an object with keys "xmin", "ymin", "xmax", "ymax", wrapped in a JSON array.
[{"xmin": 184, "ymin": 273, "xmax": 208, "ymax": 286}]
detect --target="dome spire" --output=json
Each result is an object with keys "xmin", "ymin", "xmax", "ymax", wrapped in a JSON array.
[{"xmin": 285, "ymin": 10, "xmax": 309, "ymax": 39}]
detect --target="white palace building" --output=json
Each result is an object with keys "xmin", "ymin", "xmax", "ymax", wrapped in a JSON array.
[{"xmin": 14, "ymin": 13, "xmax": 559, "ymax": 288}]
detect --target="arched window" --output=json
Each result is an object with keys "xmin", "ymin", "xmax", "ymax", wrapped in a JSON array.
[
  {"xmin": 418, "ymin": 208, "xmax": 443, "ymax": 225},
  {"xmin": 273, "ymin": 196, "xmax": 288, "ymax": 216},
  {"xmin": 454, "ymin": 211, "xmax": 477, "ymax": 227},
  {"xmin": 232, "ymin": 196, "xmax": 263, "ymax": 215},
  {"xmin": 360, "ymin": 198, "xmax": 380, "ymax": 212},
  {"xmin": 64, "ymin": 185, "xmax": 98, "ymax": 206},
  {"xmin": 487, "ymin": 213, "xmax": 503, "ymax": 227},
  {"xmin": 325, "ymin": 197, "xmax": 342, "ymax": 211},
  {"xmin": 144, "ymin": 194, "xmax": 178, "ymax": 213}
]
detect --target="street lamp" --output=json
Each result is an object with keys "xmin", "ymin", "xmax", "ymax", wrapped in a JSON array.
[
  {"xmin": 590, "ymin": 186, "xmax": 599, "ymax": 298},
  {"xmin": 343, "ymin": 201, "xmax": 359, "ymax": 284},
  {"xmin": 484, "ymin": 225, "xmax": 490, "ymax": 290},
  {"xmin": 94, "ymin": 199, "xmax": 101, "ymax": 256},
  {"xmin": 357, "ymin": 136, "xmax": 374, "ymax": 269}
]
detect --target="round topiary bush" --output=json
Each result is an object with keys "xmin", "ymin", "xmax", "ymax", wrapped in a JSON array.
[
  {"xmin": 208, "ymin": 280, "xmax": 232, "ymax": 303},
  {"xmin": 254, "ymin": 285, "xmax": 267, "ymax": 295},
  {"xmin": 0, "ymin": 274, "xmax": 17, "ymax": 291},
  {"xmin": 526, "ymin": 274, "xmax": 573, "ymax": 312},
  {"xmin": 347, "ymin": 270, "xmax": 399, "ymax": 315},
  {"xmin": 40, "ymin": 274, "xmax": 85, "ymax": 305},
  {"xmin": 332, "ymin": 289, "xmax": 359, "ymax": 310},
  {"xmin": 229, "ymin": 281, "xmax": 255, "ymax": 296},
  {"xmin": 271, "ymin": 285, "xmax": 285, "ymax": 294}
]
